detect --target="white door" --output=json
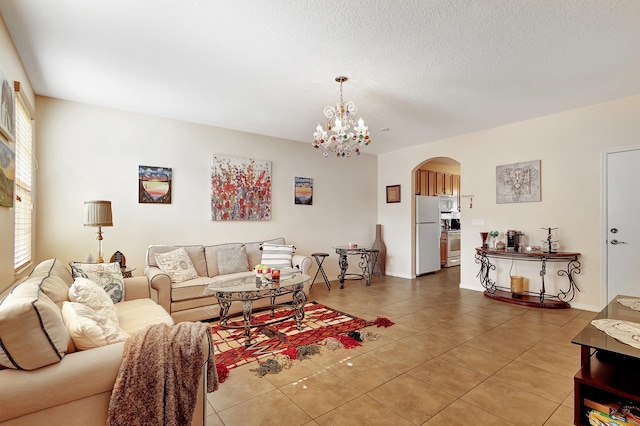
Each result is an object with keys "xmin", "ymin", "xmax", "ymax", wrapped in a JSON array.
[{"xmin": 606, "ymin": 146, "xmax": 640, "ymax": 301}]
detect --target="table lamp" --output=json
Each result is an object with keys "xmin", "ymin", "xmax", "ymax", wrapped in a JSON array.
[{"xmin": 84, "ymin": 200, "xmax": 113, "ymax": 263}]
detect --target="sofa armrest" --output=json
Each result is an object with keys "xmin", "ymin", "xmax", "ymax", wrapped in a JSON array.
[
  {"xmin": 292, "ymin": 254, "xmax": 312, "ymax": 276},
  {"xmin": 0, "ymin": 342, "xmax": 125, "ymax": 423},
  {"xmin": 145, "ymin": 266, "xmax": 172, "ymax": 314},
  {"xmin": 123, "ymin": 276, "xmax": 151, "ymax": 301}
]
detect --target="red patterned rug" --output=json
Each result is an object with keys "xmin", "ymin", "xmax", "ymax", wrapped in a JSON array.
[{"xmin": 210, "ymin": 302, "xmax": 376, "ymax": 370}]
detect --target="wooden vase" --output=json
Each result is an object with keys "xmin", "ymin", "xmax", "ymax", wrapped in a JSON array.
[{"xmin": 372, "ymin": 224, "xmax": 387, "ymax": 275}]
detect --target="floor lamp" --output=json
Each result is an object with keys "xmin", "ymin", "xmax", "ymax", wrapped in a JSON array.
[{"xmin": 84, "ymin": 200, "xmax": 113, "ymax": 263}]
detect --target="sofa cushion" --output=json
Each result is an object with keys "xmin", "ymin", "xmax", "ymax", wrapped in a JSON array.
[
  {"xmin": 147, "ymin": 245, "xmax": 208, "ymax": 277},
  {"xmin": 154, "ymin": 248, "xmax": 200, "ymax": 283},
  {"xmin": 116, "ymin": 299, "xmax": 174, "ymax": 334},
  {"xmin": 204, "ymin": 243, "xmax": 244, "ymax": 277},
  {"xmin": 260, "ymin": 242, "xmax": 295, "ymax": 270},
  {"xmin": 171, "ymin": 272, "xmax": 254, "ymax": 302},
  {"xmin": 68, "ymin": 277, "xmax": 119, "ymax": 325},
  {"xmin": 216, "ymin": 245, "xmax": 249, "ymax": 275},
  {"xmin": 29, "ymin": 259, "xmax": 74, "ymax": 308},
  {"xmin": 69, "ymin": 262, "xmax": 125, "ymax": 303},
  {"xmin": 0, "ymin": 280, "xmax": 71, "ymax": 370},
  {"xmin": 61, "ymin": 302, "xmax": 129, "ymax": 350}
]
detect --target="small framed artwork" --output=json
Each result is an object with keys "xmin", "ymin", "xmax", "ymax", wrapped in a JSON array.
[
  {"xmin": 386, "ymin": 185, "xmax": 401, "ymax": 203},
  {"xmin": 294, "ymin": 176, "xmax": 313, "ymax": 205},
  {"xmin": 139, "ymin": 165, "xmax": 172, "ymax": 204},
  {"xmin": 0, "ymin": 67, "xmax": 16, "ymax": 142}
]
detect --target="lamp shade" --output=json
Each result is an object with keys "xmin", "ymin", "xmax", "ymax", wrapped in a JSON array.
[{"xmin": 84, "ymin": 200, "xmax": 113, "ymax": 227}]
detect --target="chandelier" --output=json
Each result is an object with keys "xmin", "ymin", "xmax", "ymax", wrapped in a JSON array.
[{"xmin": 312, "ymin": 76, "xmax": 371, "ymax": 158}]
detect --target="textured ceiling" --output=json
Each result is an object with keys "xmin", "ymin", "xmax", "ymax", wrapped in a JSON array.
[{"xmin": 2, "ymin": 0, "xmax": 640, "ymax": 155}]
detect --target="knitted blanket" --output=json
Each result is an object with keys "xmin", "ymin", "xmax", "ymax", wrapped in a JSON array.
[{"xmin": 107, "ymin": 322, "xmax": 218, "ymax": 426}]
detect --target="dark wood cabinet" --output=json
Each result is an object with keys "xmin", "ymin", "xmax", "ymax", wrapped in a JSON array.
[
  {"xmin": 572, "ymin": 298, "xmax": 640, "ymax": 425},
  {"xmin": 440, "ymin": 233, "xmax": 447, "ymax": 266}
]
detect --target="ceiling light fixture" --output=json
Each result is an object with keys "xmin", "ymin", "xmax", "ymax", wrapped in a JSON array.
[{"xmin": 312, "ymin": 76, "xmax": 371, "ymax": 158}]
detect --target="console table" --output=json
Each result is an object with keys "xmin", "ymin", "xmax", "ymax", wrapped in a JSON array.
[
  {"xmin": 571, "ymin": 297, "xmax": 640, "ymax": 425},
  {"xmin": 475, "ymin": 248, "xmax": 581, "ymax": 308},
  {"xmin": 333, "ymin": 246, "xmax": 379, "ymax": 289}
]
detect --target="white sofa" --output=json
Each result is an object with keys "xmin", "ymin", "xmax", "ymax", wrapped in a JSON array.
[
  {"xmin": 0, "ymin": 259, "xmax": 209, "ymax": 426},
  {"xmin": 144, "ymin": 237, "xmax": 312, "ymax": 323}
]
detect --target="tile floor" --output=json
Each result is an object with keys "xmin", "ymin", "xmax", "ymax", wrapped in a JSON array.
[{"xmin": 205, "ymin": 267, "xmax": 595, "ymax": 425}]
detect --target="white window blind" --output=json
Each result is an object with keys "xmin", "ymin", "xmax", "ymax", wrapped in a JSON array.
[{"xmin": 14, "ymin": 92, "xmax": 33, "ymax": 272}]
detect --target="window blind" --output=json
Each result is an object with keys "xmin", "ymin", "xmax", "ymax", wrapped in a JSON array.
[{"xmin": 14, "ymin": 93, "xmax": 33, "ymax": 272}]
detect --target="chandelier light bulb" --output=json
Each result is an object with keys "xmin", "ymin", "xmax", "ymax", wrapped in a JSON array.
[{"xmin": 312, "ymin": 76, "xmax": 372, "ymax": 158}]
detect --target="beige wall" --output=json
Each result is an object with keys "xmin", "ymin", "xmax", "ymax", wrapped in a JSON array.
[
  {"xmin": 379, "ymin": 93, "xmax": 640, "ymax": 311},
  {"xmin": 0, "ymin": 15, "xmax": 35, "ymax": 289},
  {"xmin": 34, "ymin": 97, "xmax": 378, "ymax": 280}
]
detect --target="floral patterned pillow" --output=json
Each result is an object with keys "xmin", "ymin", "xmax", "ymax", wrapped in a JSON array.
[
  {"xmin": 69, "ymin": 262, "xmax": 125, "ymax": 303},
  {"xmin": 154, "ymin": 247, "xmax": 200, "ymax": 283}
]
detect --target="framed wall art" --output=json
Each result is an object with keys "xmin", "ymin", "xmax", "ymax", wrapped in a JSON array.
[
  {"xmin": 496, "ymin": 160, "xmax": 541, "ymax": 204},
  {"xmin": 0, "ymin": 139, "xmax": 15, "ymax": 207},
  {"xmin": 386, "ymin": 185, "xmax": 401, "ymax": 203},
  {"xmin": 138, "ymin": 165, "xmax": 172, "ymax": 204},
  {"xmin": 294, "ymin": 177, "xmax": 313, "ymax": 205},
  {"xmin": 0, "ymin": 67, "xmax": 15, "ymax": 142},
  {"xmin": 211, "ymin": 154, "xmax": 271, "ymax": 220}
]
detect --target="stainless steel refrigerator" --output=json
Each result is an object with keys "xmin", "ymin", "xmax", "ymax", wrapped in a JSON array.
[{"xmin": 416, "ymin": 195, "xmax": 441, "ymax": 275}]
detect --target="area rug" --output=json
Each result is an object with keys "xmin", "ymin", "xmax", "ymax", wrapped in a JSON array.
[{"xmin": 210, "ymin": 302, "xmax": 389, "ymax": 372}]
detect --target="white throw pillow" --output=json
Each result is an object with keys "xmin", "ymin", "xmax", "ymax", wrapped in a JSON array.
[
  {"xmin": 0, "ymin": 281, "xmax": 70, "ymax": 370},
  {"xmin": 260, "ymin": 243, "xmax": 295, "ymax": 270},
  {"xmin": 69, "ymin": 262, "xmax": 125, "ymax": 303},
  {"xmin": 154, "ymin": 247, "xmax": 199, "ymax": 283},
  {"xmin": 61, "ymin": 302, "xmax": 129, "ymax": 350},
  {"xmin": 68, "ymin": 277, "xmax": 119, "ymax": 325}
]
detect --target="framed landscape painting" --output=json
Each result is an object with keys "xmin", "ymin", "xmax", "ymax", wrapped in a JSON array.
[
  {"xmin": 138, "ymin": 165, "xmax": 172, "ymax": 204},
  {"xmin": 0, "ymin": 139, "xmax": 14, "ymax": 207},
  {"xmin": 294, "ymin": 177, "xmax": 313, "ymax": 205},
  {"xmin": 211, "ymin": 155, "xmax": 271, "ymax": 220},
  {"xmin": 0, "ymin": 67, "xmax": 15, "ymax": 142}
]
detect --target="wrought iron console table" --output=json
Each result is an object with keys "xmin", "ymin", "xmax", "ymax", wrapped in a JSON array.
[{"xmin": 475, "ymin": 248, "xmax": 581, "ymax": 308}]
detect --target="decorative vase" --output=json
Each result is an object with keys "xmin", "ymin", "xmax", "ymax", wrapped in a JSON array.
[
  {"xmin": 372, "ymin": 224, "xmax": 386, "ymax": 275},
  {"xmin": 480, "ymin": 232, "xmax": 489, "ymax": 249}
]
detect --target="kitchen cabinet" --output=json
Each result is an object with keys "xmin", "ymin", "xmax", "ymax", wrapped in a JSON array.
[{"xmin": 415, "ymin": 169, "xmax": 460, "ymax": 198}]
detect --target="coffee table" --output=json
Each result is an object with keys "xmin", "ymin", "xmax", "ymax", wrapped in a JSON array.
[{"xmin": 208, "ymin": 273, "xmax": 310, "ymax": 347}]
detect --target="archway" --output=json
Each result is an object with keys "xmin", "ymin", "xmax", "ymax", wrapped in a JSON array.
[{"xmin": 412, "ymin": 157, "xmax": 461, "ymax": 277}]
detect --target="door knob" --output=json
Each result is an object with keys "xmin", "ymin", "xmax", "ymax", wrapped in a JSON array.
[{"xmin": 610, "ymin": 239, "xmax": 627, "ymax": 245}]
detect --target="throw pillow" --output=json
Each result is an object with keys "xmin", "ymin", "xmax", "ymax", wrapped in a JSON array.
[
  {"xmin": 260, "ymin": 243, "xmax": 295, "ymax": 270},
  {"xmin": 61, "ymin": 302, "xmax": 129, "ymax": 350},
  {"xmin": 154, "ymin": 247, "xmax": 199, "ymax": 283},
  {"xmin": 0, "ymin": 280, "xmax": 70, "ymax": 370},
  {"xmin": 69, "ymin": 262, "xmax": 125, "ymax": 304},
  {"xmin": 216, "ymin": 245, "xmax": 249, "ymax": 275},
  {"xmin": 68, "ymin": 277, "xmax": 119, "ymax": 325}
]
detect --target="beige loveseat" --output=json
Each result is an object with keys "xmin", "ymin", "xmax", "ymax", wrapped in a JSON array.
[
  {"xmin": 145, "ymin": 237, "xmax": 312, "ymax": 323},
  {"xmin": 0, "ymin": 259, "xmax": 209, "ymax": 426}
]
